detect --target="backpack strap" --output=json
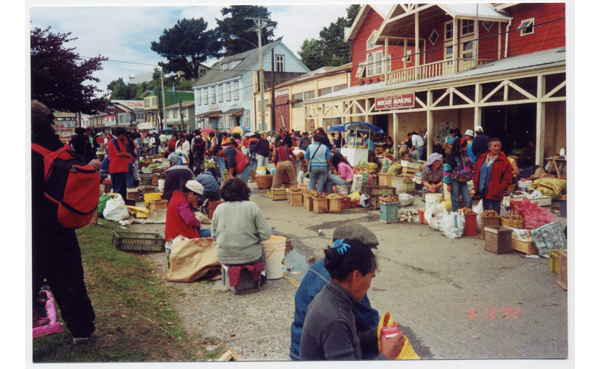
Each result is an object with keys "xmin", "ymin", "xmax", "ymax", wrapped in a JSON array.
[{"xmin": 31, "ymin": 143, "xmax": 52, "ymax": 156}]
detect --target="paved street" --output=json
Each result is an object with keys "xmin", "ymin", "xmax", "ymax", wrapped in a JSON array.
[{"xmin": 132, "ymin": 176, "xmax": 568, "ymax": 361}]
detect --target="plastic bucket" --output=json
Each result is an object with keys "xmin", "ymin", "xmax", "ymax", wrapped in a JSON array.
[
  {"xmin": 263, "ymin": 236, "xmax": 286, "ymax": 279},
  {"xmin": 144, "ymin": 192, "xmax": 162, "ymax": 208},
  {"xmin": 257, "ymin": 167, "xmax": 267, "ymax": 176},
  {"xmin": 518, "ymin": 180, "xmax": 533, "ymax": 191},
  {"xmin": 425, "ymin": 193, "xmax": 443, "ymax": 209},
  {"xmin": 158, "ymin": 179, "xmax": 165, "ymax": 192},
  {"xmin": 463, "ymin": 213, "xmax": 478, "ymax": 236},
  {"xmin": 208, "ymin": 200, "xmax": 224, "ymax": 219}
]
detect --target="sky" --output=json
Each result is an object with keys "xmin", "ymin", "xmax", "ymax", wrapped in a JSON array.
[{"xmin": 28, "ymin": 0, "xmax": 392, "ymax": 97}]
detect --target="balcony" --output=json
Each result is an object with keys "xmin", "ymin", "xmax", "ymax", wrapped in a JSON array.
[{"xmin": 386, "ymin": 58, "xmax": 492, "ymax": 85}]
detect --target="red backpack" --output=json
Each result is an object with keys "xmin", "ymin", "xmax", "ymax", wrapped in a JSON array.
[{"xmin": 32, "ymin": 143, "xmax": 100, "ymax": 229}]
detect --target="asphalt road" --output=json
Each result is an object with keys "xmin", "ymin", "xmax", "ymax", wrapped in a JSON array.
[{"xmin": 130, "ymin": 175, "xmax": 568, "ymax": 362}]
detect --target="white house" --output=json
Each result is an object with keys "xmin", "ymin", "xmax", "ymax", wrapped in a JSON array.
[{"xmin": 192, "ymin": 38, "xmax": 310, "ymax": 131}]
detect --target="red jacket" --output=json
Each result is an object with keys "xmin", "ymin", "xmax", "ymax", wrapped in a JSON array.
[
  {"xmin": 165, "ymin": 191, "xmax": 199, "ymax": 241},
  {"xmin": 107, "ymin": 137, "xmax": 129, "ymax": 174},
  {"xmin": 473, "ymin": 152, "xmax": 513, "ymax": 201}
]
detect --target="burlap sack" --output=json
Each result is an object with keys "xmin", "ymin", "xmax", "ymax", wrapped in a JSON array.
[{"xmin": 165, "ymin": 238, "xmax": 221, "ymax": 282}]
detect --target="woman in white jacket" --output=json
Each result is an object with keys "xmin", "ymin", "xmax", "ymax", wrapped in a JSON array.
[{"xmin": 175, "ymin": 134, "xmax": 190, "ymax": 156}]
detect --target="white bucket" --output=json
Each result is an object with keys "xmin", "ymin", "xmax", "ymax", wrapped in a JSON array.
[
  {"xmin": 518, "ymin": 180, "xmax": 533, "ymax": 191},
  {"xmin": 158, "ymin": 179, "xmax": 165, "ymax": 192},
  {"xmin": 425, "ymin": 193, "xmax": 443, "ymax": 209},
  {"xmin": 263, "ymin": 236, "xmax": 286, "ymax": 279}
]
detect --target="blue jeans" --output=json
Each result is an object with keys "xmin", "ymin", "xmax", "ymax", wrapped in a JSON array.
[
  {"xmin": 215, "ymin": 156, "xmax": 226, "ymax": 178},
  {"xmin": 111, "ymin": 172, "xmax": 128, "ymax": 200},
  {"xmin": 417, "ymin": 145, "xmax": 426, "ymax": 161},
  {"xmin": 236, "ymin": 164, "xmax": 252, "ymax": 184},
  {"xmin": 482, "ymin": 197, "xmax": 502, "ymax": 214},
  {"xmin": 324, "ymin": 173, "xmax": 350, "ymax": 193},
  {"xmin": 451, "ymin": 179, "xmax": 472, "ymax": 212},
  {"xmin": 197, "ymin": 228, "xmax": 211, "ymax": 238},
  {"xmin": 309, "ymin": 166, "xmax": 329, "ymax": 193},
  {"xmin": 126, "ymin": 163, "xmax": 135, "ymax": 188},
  {"xmin": 251, "ymin": 158, "xmax": 258, "ymax": 171}
]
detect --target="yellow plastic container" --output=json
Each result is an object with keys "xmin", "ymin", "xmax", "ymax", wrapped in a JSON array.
[
  {"xmin": 548, "ymin": 250, "xmax": 561, "ymax": 273},
  {"xmin": 144, "ymin": 193, "xmax": 162, "ymax": 208}
]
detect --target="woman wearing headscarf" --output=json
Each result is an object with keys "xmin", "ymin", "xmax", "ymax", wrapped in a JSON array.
[
  {"xmin": 443, "ymin": 138, "xmax": 474, "ymax": 211},
  {"xmin": 421, "ymin": 153, "xmax": 444, "ymax": 199}
]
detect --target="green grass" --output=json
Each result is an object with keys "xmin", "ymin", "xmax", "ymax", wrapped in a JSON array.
[{"xmin": 32, "ymin": 220, "xmax": 224, "ymax": 362}]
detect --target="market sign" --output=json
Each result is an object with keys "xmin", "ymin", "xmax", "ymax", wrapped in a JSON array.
[
  {"xmin": 276, "ymin": 89, "xmax": 289, "ymax": 97},
  {"xmin": 374, "ymin": 93, "xmax": 415, "ymax": 110}
]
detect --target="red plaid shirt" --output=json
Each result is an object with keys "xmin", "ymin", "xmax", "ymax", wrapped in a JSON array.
[{"xmin": 273, "ymin": 146, "xmax": 296, "ymax": 165}]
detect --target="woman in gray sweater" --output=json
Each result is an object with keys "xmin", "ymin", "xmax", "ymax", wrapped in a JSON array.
[
  {"xmin": 299, "ymin": 238, "xmax": 405, "ymax": 360},
  {"xmin": 211, "ymin": 177, "xmax": 272, "ymax": 265}
]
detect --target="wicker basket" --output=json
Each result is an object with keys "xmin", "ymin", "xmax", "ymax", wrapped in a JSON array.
[
  {"xmin": 112, "ymin": 231, "xmax": 165, "ymax": 252},
  {"xmin": 256, "ymin": 174, "xmax": 274, "ymax": 189},
  {"xmin": 500, "ymin": 211, "xmax": 525, "ymax": 228}
]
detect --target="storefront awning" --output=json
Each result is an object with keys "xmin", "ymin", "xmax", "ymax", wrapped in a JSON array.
[
  {"xmin": 219, "ymin": 108, "xmax": 244, "ymax": 116},
  {"xmin": 195, "ymin": 110, "xmax": 221, "ymax": 118}
]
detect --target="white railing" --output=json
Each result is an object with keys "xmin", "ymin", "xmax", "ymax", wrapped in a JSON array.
[{"xmin": 386, "ymin": 58, "xmax": 491, "ymax": 85}]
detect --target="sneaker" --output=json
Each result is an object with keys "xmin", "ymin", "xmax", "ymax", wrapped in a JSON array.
[{"xmin": 73, "ymin": 337, "xmax": 90, "ymax": 345}]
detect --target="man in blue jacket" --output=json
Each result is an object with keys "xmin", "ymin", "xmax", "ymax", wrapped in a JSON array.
[{"xmin": 289, "ymin": 223, "xmax": 380, "ymax": 360}]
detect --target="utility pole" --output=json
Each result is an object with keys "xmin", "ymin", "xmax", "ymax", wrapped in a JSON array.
[
  {"xmin": 160, "ymin": 69, "xmax": 167, "ymax": 130},
  {"xmin": 248, "ymin": 17, "xmax": 268, "ymax": 131},
  {"xmin": 179, "ymin": 98, "xmax": 183, "ymax": 131},
  {"xmin": 271, "ymin": 49, "xmax": 276, "ymax": 132}
]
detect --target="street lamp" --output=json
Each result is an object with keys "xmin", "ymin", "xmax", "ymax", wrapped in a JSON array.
[{"xmin": 229, "ymin": 34, "xmax": 257, "ymax": 48}]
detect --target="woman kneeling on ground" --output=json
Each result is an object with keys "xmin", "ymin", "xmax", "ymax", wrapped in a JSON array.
[
  {"xmin": 211, "ymin": 177, "xmax": 272, "ymax": 267},
  {"xmin": 324, "ymin": 152, "xmax": 353, "ymax": 194},
  {"xmin": 300, "ymin": 238, "xmax": 405, "ymax": 360},
  {"xmin": 165, "ymin": 180, "xmax": 211, "ymax": 241},
  {"xmin": 421, "ymin": 153, "xmax": 444, "ymax": 199}
]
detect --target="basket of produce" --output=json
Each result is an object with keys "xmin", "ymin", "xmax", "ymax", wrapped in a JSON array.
[
  {"xmin": 500, "ymin": 210, "xmax": 524, "ymax": 228},
  {"xmin": 112, "ymin": 231, "xmax": 165, "ymax": 252}
]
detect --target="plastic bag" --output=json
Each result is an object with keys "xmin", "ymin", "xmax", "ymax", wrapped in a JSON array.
[
  {"xmin": 532, "ymin": 178, "xmax": 567, "ymax": 200},
  {"xmin": 526, "ymin": 190, "xmax": 544, "ymax": 199},
  {"xmin": 297, "ymin": 170, "xmax": 304, "ymax": 185},
  {"xmin": 351, "ymin": 174, "xmax": 363, "ymax": 194},
  {"xmin": 360, "ymin": 194, "xmax": 370, "ymax": 207},
  {"xmin": 473, "ymin": 200, "xmax": 484, "ymax": 232},
  {"xmin": 441, "ymin": 212, "xmax": 465, "ymax": 239},
  {"xmin": 426, "ymin": 204, "xmax": 447, "ymax": 231},
  {"xmin": 98, "ymin": 194, "xmax": 112, "ymax": 217},
  {"xmin": 519, "ymin": 197, "xmax": 555, "ymax": 229},
  {"xmin": 335, "ymin": 185, "xmax": 348, "ymax": 195},
  {"xmin": 398, "ymin": 193, "xmax": 415, "ymax": 207},
  {"xmin": 389, "ymin": 163, "xmax": 402, "ymax": 176},
  {"xmin": 376, "ymin": 311, "xmax": 420, "ymax": 360},
  {"xmin": 349, "ymin": 191, "xmax": 361, "ymax": 202},
  {"xmin": 103, "ymin": 194, "xmax": 130, "ymax": 221}
]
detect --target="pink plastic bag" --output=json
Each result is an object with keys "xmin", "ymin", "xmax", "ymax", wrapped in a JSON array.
[{"xmin": 519, "ymin": 198, "xmax": 555, "ymax": 230}]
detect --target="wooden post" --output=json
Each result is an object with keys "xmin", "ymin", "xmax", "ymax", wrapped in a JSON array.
[
  {"xmin": 384, "ymin": 37, "xmax": 389, "ymax": 82},
  {"xmin": 271, "ymin": 49, "xmax": 276, "ymax": 132},
  {"xmin": 452, "ymin": 18, "xmax": 458, "ymax": 73},
  {"xmin": 474, "ymin": 83, "xmax": 482, "ymax": 132},
  {"xmin": 426, "ymin": 90, "xmax": 433, "ymax": 158},
  {"xmin": 403, "ymin": 39, "xmax": 408, "ymax": 70},
  {"xmin": 415, "ymin": 10, "xmax": 420, "ymax": 79},
  {"xmin": 536, "ymin": 75, "xmax": 546, "ymax": 166},
  {"xmin": 393, "ymin": 112, "xmax": 398, "ymax": 158}
]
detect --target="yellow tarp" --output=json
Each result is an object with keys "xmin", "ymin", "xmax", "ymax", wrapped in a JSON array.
[{"xmin": 125, "ymin": 205, "xmax": 150, "ymax": 219}]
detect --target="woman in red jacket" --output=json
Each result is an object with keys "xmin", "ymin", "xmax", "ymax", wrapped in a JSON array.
[
  {"xmin": 473, "ymin": 138, "xmax": 513, "ymax": 214},
  {"xmin": 165, "ymin": 180, "xmax": 210, "ymax": 241}
]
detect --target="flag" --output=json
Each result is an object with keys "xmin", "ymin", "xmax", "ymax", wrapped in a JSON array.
[{"xmin": 172, "ymin": 84, "xmax": 176, "ymax": 96}]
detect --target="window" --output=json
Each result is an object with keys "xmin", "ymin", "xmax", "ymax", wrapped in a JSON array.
[
  {"xmin": 204, "ymin": 88, "xmax": 208, "ymax": 105},
  {"xmin": 518, "ymin": 18, "xmax": 535, "ymax": 36},
  {"xmin": 406, "ymin": 50, "xmax": 412, "ymax": 63},
  {"xmin": 355, "ymin": 62, "xmax": 366, "ymax": 78},
  {"xmin": 226, "ymin": 83, "xmax": 231, "ymax": 101},
  {"xmin": 366, "ymin": 51, "xmax": 383, "ymax": 76},
  {"xmin": 429, "ymin": 29, "xmax": 439, "ymax": 45},
  {"xmin": 334, "ymin": 85, "xmax": 347, "ymax": 92},
  {"xmin": 145, "ymin": 99, "xmax": 149, "ymax": 107},
  {"xmin": 196, "ymin": 90, "xmax": 201, "ymax": 105},
  {"xmin": 385, "ymin": 55, "xmax": 392, "ymax": 73},
  {"xmin": 482, "ymin": 21, "xmax": 494, "ymax": 32},
  {"xmin": 445, "ymin": 21, "xmax": 453, "ymax": 41},
  {"xmin": 152, "ymin": 97, "xmax": 157, "ymax": 106},
  {"xmin": 367, "ymin": 30, "xmax": 377, "ymax": 50},
  {"xmin": 234, "ymin": 81, "xmax": 239, "ymax": 100},
  {"xmin": 276, "ymin": 55, "xmax": 285, "ymax": 72},
  {"xmin": 292, "ymin": 92, "xmax": 303, "ymax": 108},
  {"xmin": 462, "ymin": 19, "xmax": 474, "ymax": 36},
  {"xmin": 181, "ymin": 109, "xmax": 185, "ymax": 118},
  {"xmin": 304, "ymin": 91, "xmax": 315, "ymax": 101},
  {"xmin": 219, "ymin": 84, "xmax": 223, "ymax": 103},
  {"xmin": 211, "ymin": 87, "xmax": 216, "ymax": 104},
  {"xmin": 245, "ymin": 110, "xmax": 250, "ymax": 127},
  {"xmin": 319, "ymin": 87, "xmax": 332, "ymax": 96},
  {"xmin": 461, "ymin": 40, "xmax": 473, "ymax": 59}
]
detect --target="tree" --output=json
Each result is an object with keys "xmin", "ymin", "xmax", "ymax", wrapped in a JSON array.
[
  {"xmin": 216, "ymin": 6, "xmax": 278, "ymax": 57},
  {"xmin": 150, "ymin": 18, "xmax": 221, "ymax": 80},
  {"xmin": 31, "ymin": 27, "xmax": 108, "ymax": 114},
  {"xmin": 107, "ymin": 77, "xmax": 138, "ymax": 100},
  {"xmin": 298, "ymin": 4, "xmax": 361, "ymax": 71}
]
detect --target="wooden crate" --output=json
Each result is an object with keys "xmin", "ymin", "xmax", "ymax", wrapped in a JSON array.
[
  {"xmin": 484, "ymin": 226, "xmax": 513, "ymax": 254},
  {"xmin": 480, "ymin": 216, "xmax": 502, "ymax": 239},
  {"xmin": 511, "ymin": 237, "xmax": 538, "ymax": 255},
  {"xmin": 328, "ymin": 198, "xmax": 342, "ymax": 213},
  {"xmin": 378, "ymin": 173, "xmax": 392, "ymax": 187},
  {"xmin": 270, "ymin": 188, "xmax": 287, "ymax": 201},
  {"xmin": 148, "ymin": 199, "xmax": 169, "ymax": 210},
  {"xmin": 303, "ymin": 194, "xmax": 313, "ymax": 211},
  {"xmin": 361, "ymin": 185, "xmax": 397, "ymax": 196},
  {"xmin": 557, "ymin": 250, "xmax": 567, "ymax": 290},
  {"xmin": 369, "ymin": 194, "xmax": 382, "ymax": 209},
  {"xmin": 313, "ymin": 197, "xmax": 328, "ymax": 214},
  {"xmin": 290, "ymin": 192, "xmax": 303, "ymax": 206},
  {"xmin": 139, "ymin": 185, "xmax": 157, "ymax": 194}
]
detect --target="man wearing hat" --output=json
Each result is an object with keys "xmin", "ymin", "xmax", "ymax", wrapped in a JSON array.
[
  {"xmin": 464, "ymin": 129, "xmax": 476, "ymax": 163},
  {"xmin": 282, "ymin": 127, "xmax": 293, "ymax": 148},
  {"xmin": 31, "ymin": 100, "xmax": 97, "ymax": 344},
  {"xmin": 289, "ymin": 223, "xmax": 381, "ymax": 360},
  {"xmin": 471, "ymin": 126, "xmax": 489, "ymax": 160}
]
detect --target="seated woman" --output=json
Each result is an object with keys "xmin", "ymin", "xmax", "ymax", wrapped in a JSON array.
[
  {"xmin": 211, "ymin": 177, "xmax": 272, "ymax": 266},
  {"xmin": 421, "ymin": 153, "xmax": 444, "ymax": 199},
  {"xmin": 324, "ymin": 152, "xmax": 353, "ymax": 194},
  {"xmin": 299, "ymin": 236, "xmax": 405, "ymax": 360},
  {"xmin": 165, "ymin": 180, "xmax": 210, "ymax": 241}
]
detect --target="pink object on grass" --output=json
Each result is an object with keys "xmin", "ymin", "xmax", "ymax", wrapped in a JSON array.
[{"xmin": 33, "ymin": 290, "xmax": 62, "ymax": 338}]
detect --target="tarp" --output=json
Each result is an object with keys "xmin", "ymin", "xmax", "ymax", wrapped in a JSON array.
[{"xmin": 345, "ymin": 122, "xmax": 385, "ymax": 134}]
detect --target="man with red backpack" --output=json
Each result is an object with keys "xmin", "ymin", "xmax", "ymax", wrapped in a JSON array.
[
  {"xmin": 223, "ymin": 140, "xmax": 251, "ymax": 184},
  {"xmin": 31, "ymin": 100, "xmax": 98, "ymax": 344}
]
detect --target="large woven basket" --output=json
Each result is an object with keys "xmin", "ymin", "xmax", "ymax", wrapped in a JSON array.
[
  {"xmin": 501, "ymin": 211, "xmax": 524, "ymax": 228},
  {"xmin": 256, "ymin": 174, "xmax": 274, "ymax": 189}
]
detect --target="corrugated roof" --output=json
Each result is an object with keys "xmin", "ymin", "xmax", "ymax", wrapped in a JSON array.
[
  {"xmin": 192, "ymin": 39, "xmax": 283, "ymax": 88},
  {"xmin": 112, "ymin": 100, "xmax": 145, "ymax": 111},
  {"xmin": 307, "ymin": 47, "xmax": 566, "ymax": 104},
  {"xmin": 165, "ymin": 100, "xmax": 196, "ymax": 110},
  {"xmin": 441, "ymin": 3, "xmax": 512, "ymax": 20},
  {"xmin": 275, "ymin": 63, "xmax": 352, "ymax": 89}
]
